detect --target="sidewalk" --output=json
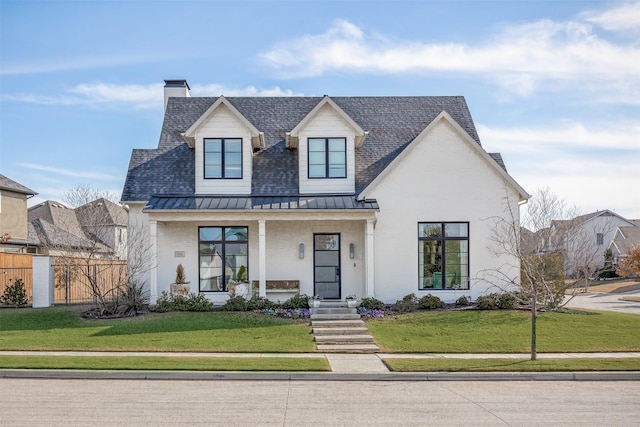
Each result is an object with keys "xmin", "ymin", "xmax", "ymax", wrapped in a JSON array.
[{"xmin": 1, "ymin": 350, "xmax": 639, "ymax": 380}]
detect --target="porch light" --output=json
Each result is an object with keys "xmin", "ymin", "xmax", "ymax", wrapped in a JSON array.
[
  {"xmin": 349, "ymin": 243, "xmax": 355, "ymax": 259},
  {"xmin": 299, "ymin": 243, "xmax": 305, "ymax": 259}
]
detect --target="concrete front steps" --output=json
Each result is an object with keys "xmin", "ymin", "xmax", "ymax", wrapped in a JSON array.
[{"xmin": 310, "ymin": 303, "xmax": 379, "ymax": 353}]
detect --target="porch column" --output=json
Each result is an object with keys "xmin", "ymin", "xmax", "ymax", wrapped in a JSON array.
[
  {"xmin": 149, "ymin": 220, "xmax": 159, "ymax": 303},
  {"xmin": 365, "ymin": 219, "xmax": 375, "ymax": 297},
  {"xmin": 258, "ymin": 220, "xmax": 266, "ymax": 298}
]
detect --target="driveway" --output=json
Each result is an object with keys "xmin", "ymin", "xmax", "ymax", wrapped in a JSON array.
[{"xmin": 564, "ymin": 288, "xmax": 640, "ymax": 315}]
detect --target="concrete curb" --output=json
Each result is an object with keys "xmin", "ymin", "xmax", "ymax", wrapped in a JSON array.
[{"xmin": 2, "ymin": 369, "xmax": 639, "ymax": 382}]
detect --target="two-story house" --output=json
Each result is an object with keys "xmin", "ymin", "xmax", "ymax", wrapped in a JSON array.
[
  {"xmin": 0, "ymin": 174, "xmax": 39, "ymax": 253},
  {"xmin": 122, "ymin": 80, "xmax": 529, "ymax": 304}
]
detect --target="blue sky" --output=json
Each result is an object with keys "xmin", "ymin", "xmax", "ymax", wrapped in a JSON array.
[{"xmin": 1, "ymin": 0, "xmax": 639, "ymax": 218}]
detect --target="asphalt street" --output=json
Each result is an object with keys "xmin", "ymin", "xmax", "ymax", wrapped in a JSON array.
[{"xmin": 1, "ymin": 378, "xmax": 639, "ymax": 426}]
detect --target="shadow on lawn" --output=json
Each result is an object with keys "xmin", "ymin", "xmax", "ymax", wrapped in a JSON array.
[{"xmin": 89, "ymin": 311, "xmax": 299, "ymax": 337}]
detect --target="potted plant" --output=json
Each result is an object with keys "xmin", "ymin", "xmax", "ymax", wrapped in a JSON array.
[
  {"xmin": 346, "ymin": 294, "xmax": 358, "ymax": 308},
  {"xmin": 170, "ymin": 264, "xmax": 190, "ymax": 296},
  {"xmin": 309, "ymin": 295, "xmax": 321, "ymax": 308}
]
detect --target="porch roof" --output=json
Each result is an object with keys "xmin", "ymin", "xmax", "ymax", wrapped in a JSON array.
[{"xmin": 145, "ymin": 195, "xmax": 379, "ymax": 211}]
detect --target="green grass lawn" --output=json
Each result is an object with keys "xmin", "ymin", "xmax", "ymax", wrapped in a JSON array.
[
  {"xmin": 0, "ymin": 307, "xmax": 315, "ymax": 352},
  {"xmin": 0, "ymin": 355, "xmax": 329, "ymax": 371},
  {"xmin": 366, "ymin": 309, "xmax": 640, "ymax": 353},
  {"xmin": 384, "ymin": 358, "xmax": 640, "ymax": 372}
]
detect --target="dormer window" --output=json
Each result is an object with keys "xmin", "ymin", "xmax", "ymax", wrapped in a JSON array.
[
  {"xmin": 204, "ymin": 138, "xmax": 242, "ymax": 179},
  {"xmin": 308, "ymin": 137, "xmax": 346, "ymax": 179}
]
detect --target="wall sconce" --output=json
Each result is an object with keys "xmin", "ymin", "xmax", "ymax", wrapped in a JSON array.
[
  {"xmin": 349, "ymin": 243, "xmax": 355, "ymax": 259},
  {"xmin": 299, "ymin": 243, "xmax": 305, "ymax": 259}
]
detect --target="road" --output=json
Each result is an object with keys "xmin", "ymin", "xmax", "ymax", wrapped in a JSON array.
[{"xmin": 1, "ymin": 378, "xmax": 639, "ymax": 425}]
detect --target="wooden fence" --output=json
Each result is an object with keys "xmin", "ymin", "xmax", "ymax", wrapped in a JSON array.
[
  {"xmin": 54, "ymin": 259, "xmax": 128, "ymax": 305},
  {"xmin": 0, "ymin": 253, "xmax": 33, "ymax": 302},
  {"xmin": 0, "ymin": 253, "xmax": 128, "ymax": 305}
]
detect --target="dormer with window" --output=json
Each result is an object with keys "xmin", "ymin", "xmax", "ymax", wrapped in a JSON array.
[
  {"xmin": 182, "ymin": 96, "xmax": 264, "ymax": 195},
  {"xmin": 287, "ymin": 96, "xmax": 367, "ymax": 195}
]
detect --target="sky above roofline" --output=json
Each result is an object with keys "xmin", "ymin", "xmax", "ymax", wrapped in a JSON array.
[{"xmin": 1, "ymin": 0, "xmax": 638, "ymax": 218}]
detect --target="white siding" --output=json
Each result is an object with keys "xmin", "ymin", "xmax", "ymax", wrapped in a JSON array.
[
  {"xmin": 194, "ymin": 104, "xmax": 253, "ymax": 195},
  {"xmin": 298, "ymin": 105, "xmax": 356, "ymax": 194},
  {"xmin": 366, "ymin": 119, "xmax": 522, "ymax": 303}
]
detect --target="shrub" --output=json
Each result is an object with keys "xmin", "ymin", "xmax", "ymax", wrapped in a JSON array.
[
  {"xmin": 455, "ymin": 295, "xmax": 470, "ymax": 306},
  {"xmin": 152, "ymin": 291, "xmax": 213, "ymax": 312},
  {"xmin": 221, "ymin": 295, "xmax": 248, "ymax": 311},
  {"xmin": 119, "ymin": 280, "xmax": 149, "ymax": 316},
  {"xmin": 260, "ymin": 308, "xmax": 311, "ymax": 319},
  {"xmin": 393, "ymin": 293, "xmax": 419, "ymax": 313},
  {"xmin": 282, "ymin": 294, "xmax": 311, "ymax": 309},
  {"xmin": 359, "ymin": 297, "xmax": 385, "ymax": 310},
  {"xmin": 246, "ymin": 295, "xmax": 278, "ymax": 311},
  {"xmin": 0, "ymin": 278, "xmax": 29, "ymax": 307},
  {"xmin": 418, "ymin": 294, "xmax": 444, "ymax": 310},
  {"xmin": 476, "ymin": 292, "xmax": 518, "ymax": 310}
]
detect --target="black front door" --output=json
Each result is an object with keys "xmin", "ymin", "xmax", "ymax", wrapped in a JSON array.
[{"xmin": 314, "ymin": 233, "xmax": 341, "ymax": 299}]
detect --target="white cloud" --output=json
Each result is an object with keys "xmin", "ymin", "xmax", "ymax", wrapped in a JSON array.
[
  {"xmin": 478, "ymin": 121, "xmax": 640, "ymax": 218},
  {"xmin": 191, "ymin": 84, "xmax": 304, "ymax": 97},
  {"xmin": 0, "ymin": 54, "xmax": 166, "ymax": 76},
  {"xmin": 260, "ymin": 11, "xmax": 640, "ymax": 99},
  {"xmin": 477, "ymin": 122, "xmax": 640, "ymax": 153},
  {"xmin": 3, "ymin": 82, "xmax": 304, "ymax": 109},
  {"xmin": 581, "ymin": 1, "xmax": 640, "ymax": 32},
  {"xmin": 18, "ymin": 163, "xmax": 117, "ymax": 181}
]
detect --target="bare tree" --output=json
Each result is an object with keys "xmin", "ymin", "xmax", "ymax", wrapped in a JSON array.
[
  {"xmin": 484, "ymin": 187, "xmax": 609, "ymax": 360},
  {"xmin": 32, "ymin": 184, "xmax": 151, "ymax": 316}
]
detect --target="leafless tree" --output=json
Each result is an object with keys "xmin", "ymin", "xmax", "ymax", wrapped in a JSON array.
[
  {"xmin": 483, "ymin": 186, "xmax": 610, "ymax": 360},
  {"xmin": 33, "ymin": 185, "xmax": 151, "ymax": 316}
]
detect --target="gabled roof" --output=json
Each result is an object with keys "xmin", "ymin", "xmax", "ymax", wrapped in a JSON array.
[
  {"xmin": 286, "ymin": 95, "xmax": 368, "ymax": 149},
  {"xmin": 0, "ymin": 174, "xmax": 37, "ymax": 196},
  {"xmin": 181, "ymin": 95, "xmax": 265, "ymax": 150},
  {"xmin": 552, "ymin": 209, "xmax": 636, "ymax": 230},
  {"xmin": 122, "ymin": 96, "xmax": 493, "ymax": 202},
  {"xmin": 357, "ymin": 111, "xmax": 529, "ymax": 201},
  {"xmin": 610, "ymin": 225, "xmax": 640, "ymax": 256}
]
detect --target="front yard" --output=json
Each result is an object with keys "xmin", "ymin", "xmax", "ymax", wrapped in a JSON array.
[{"xmin": 2, "ymin": 307, "xmax": 640, "ymax": 364}]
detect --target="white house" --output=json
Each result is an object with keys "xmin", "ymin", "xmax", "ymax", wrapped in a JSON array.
[
  {"xmin": 122, "ymin": 80, "xmax": 529, "ymax": 304},
  {"xmin": 550, "ymin": 210, "xmax": 638, "ymax": 276}
]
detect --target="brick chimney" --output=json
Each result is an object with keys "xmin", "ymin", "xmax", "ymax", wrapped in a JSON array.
[{"xmin": 164, "ymin": 80, "xmax": 190, "ymax": 111}]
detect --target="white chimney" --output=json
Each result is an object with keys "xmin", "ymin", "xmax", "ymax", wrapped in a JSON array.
[{"xmin": 164, "ymin": 79, "xmax": 191, "ymax": 111}]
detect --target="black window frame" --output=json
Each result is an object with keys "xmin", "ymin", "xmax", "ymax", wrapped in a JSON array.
[
  {"xmin": 198, "ymin": 226, "xmax": 248, "ymax": 293},
  {"xmin": 203, "ymin": 138, "xmax": 243, "ymax": 179},
  {"xmin": 307, "ymin": 137, "xmax": 347, "ymax": 179},
  {"xmin": 418, "ymin": 222, "xmax": 470, "ymax": 291}
]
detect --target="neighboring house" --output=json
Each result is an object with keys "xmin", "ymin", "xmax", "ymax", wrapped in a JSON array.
[
  {"xmin": 550, "ymin": 210, "xmax": 637, "ymax": 276},
  {"xmin": 609, "ymin": 224, "xmax": 640, "ymax": 266},
  {"xmin": 122, "ymin": 79, "xmax": 529, "ymax": 304},
  {"xmin": 0, "ymin": 174, "xmax": 40, "ymax": 253},
  {"xmin": 28, "ymin": 198, "xmax": 127, "ymax": 260}
]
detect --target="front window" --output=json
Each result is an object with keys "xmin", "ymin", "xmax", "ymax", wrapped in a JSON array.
[
  {"xmin": 419, "ymin": 222, "xmax": 469, "ymax": 290},
  {"xmin": 308, "ymin": 137, "xmax": 346, "ymax": 178},
  {"xmin": 204, "ymin": 138, "xmax": 242, "ymax": 179},
  {"xmin": 199, "ymin": 226, "xmax": 248, "ymax": 292}
]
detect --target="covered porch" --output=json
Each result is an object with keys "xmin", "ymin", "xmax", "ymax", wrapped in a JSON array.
[{"xmin": 143, "ymin": 195, "xmax": 378, "ymax": 304}]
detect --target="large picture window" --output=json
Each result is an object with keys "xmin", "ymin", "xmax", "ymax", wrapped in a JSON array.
[
  {"xmin": 308, "ymin": 137, "xmax": 346, "ymax": 178},
  {"xmin": 419, "ymin": 222, "xmax": 469, "ymax": 290},
  {"xmin": 199, "ymin": 226, "xmax": 248, "ymax": 292},
  {"xmin": 204, "ymin": 138, "xmax": 242, "ymax": 179}
]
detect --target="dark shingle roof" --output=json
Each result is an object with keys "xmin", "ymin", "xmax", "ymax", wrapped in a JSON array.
[
  {"xmin": 0, "ymin": 174, "xmax": 37, "ymax": 195},
  {"xmin": 122, "ymin": 96, "xmax": 487, "ymax": 202}
]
